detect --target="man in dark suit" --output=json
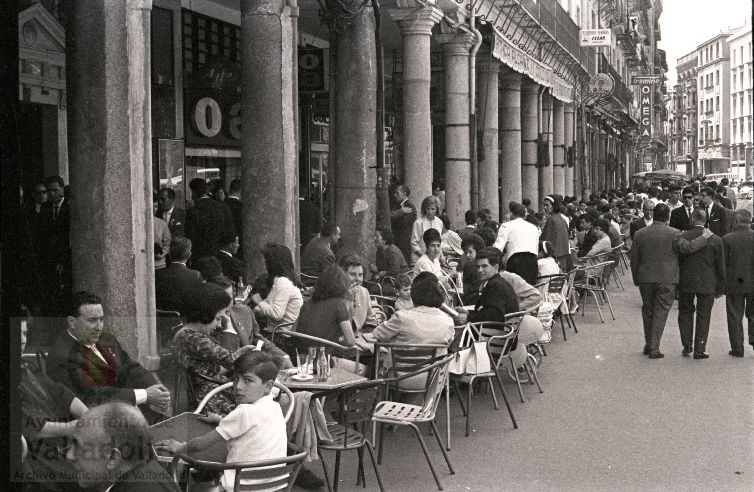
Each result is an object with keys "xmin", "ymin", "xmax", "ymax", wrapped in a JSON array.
[
  {"xmin": 390, "ymin": 184, "xmax": 417, "ymax": 264},
  {"xmin": 217, "ymin": 232, "xmax": 245, "ymax": 283},
  {"xmin": 158, "ymin": 187, "xmax": 186, "ymax": 238},
  {"xmin": 67, "ymin": 402, "xmax": 180, "ymax": 491},
  {"xmin": 631, "ymin": 203, "xmax": 710, "ymax": 359},
  {"xmin": 185, "ymin": 178, "xmax": 236, "ymax": 259},
  {"xmin": 677, "ymin": 209, "xmax": 726, "ymax": 359},
  {"xmin": 45, "ymin": 292, "xmax": 171, "ymax": 420},
  {"xmin": 455, "ymin": 210, "xmax": 478, "ymax": 240},
  {"xmin": 225, "ymin": 178, "xmax": 243, "ymax": 248},
  {"xmin": 300, "ymin": 222, "xmax": 340, "ymax": 279},
  {"xmin": 456, "ymin": 247, "xmax": 519, "ymax": 324},
  {"xmin": 155, "ymin": 237, "xmax": 204, "ymax": 314},
  {"xmin": 699, "ymin": 186, "xmax": 729, "ymax": 237},
  {"xmin": 669, "ymin": 187, "xmax": 696, "ymax": 231},
  {"xmin": 722, "ymin": 209, "xmax": 754, "ymax": 357},
  {"xmin": 40, "ymin": 175, "xmax": 72, "ymax": 314},
  {"xmin": 629, "ymin": 200, "xmax": 655, "ymax": 239}
]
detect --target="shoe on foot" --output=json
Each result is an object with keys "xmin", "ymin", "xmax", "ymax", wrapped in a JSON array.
[
  {"xmin": 648, "ymin": 351, "xmax": 665, "ymax": 359},
  {"xmin": 643, "ymin": 346, "xmax": 651, "ymax": 355},
  {"xmin": 295, "ymin": 467, "xmax": 325, "ymax": 489},
  {"xmin": 729, "ymin": 350, "xmax": 744, "ymax": 357},
  {"xmin": 682, "ymin": 346, "xmax": 692, "ymax": 356},
  {"xmin": 693, "ymin": 352, "xmax": 709, "ymax": 360}
]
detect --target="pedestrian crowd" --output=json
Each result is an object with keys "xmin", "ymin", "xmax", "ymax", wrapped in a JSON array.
[{"xmin": 16, "ymin": 172, "xmax": 752, "ymax": 491}]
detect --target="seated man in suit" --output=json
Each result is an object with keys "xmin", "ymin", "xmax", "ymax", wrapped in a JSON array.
[
  {"xmin": 217, "ymin": 232, "xmax": 245, "ymax": 284},
  {"xmin": 46, "ymin": 291, "xmax": 171, "ymax": 422},
  {"xmin": 155, "ymin": 237, "xmax": 204, "ymax": 315},
  {"xmin": 456, "ymin": 247, "xmax": 519, "ymax": 324},
  {"xmin": 669, "ymin": 187, "xmax": 696, "ymax": 231}
]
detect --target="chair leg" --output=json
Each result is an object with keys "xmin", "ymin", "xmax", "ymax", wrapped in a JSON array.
[
  {"xmin": 445, "ymin": 379, "xmax": 451, "ymax": 451},
  {"xmin": 602, "ymin": 289, "xmax": 616, "ymax": 320},
  {"xmin": 333, "ymin": 451, "xmax": 342, "ymax": 492},
  {"xmin": 453, "ymin": 382, "xmax": 468, "ymax": 417},
  {"xmin": 408, "ymin": 423, "xmax": 444, "ymax": 490},
  {"xmin": 567, "ymin": 310, "xmax": 579, "ymax": 333},
  {"xmin": 488, "ymin": 378, "xmax": 499, "ymax": 410},
  {"xmin": 320, "ymin": 451, "xmax": 333, "ymax": 492},
  {"xmin": 528, "ymin": 358, "xmax": 544, "ymax": 393},
  {"xmin": 588, "ymin": 291, "xmax": 605, "ymax": 323},
  {"xmin": 364, "ymin": 441, "xmax": 385, "ymax": 492},
  {"xmin": 356, "ymin": 447, "xmax": 365, "ymax": 487},
  {"xmin": 430, "ymin": 421, "xmax": 455, "ymax": 474},
  {"xmin": 465, "ymin": 379, "xmax": 473, "ymax": 437},
  {"xmin": 509, "ymin": 358, "xmax": 525, "ymax": 403},
  {"xmin": 559, "ymin": 312, "xmax": 568, "ymax": 341},
  {"xmin": 377, "ymin": 422, "xmax": 385, "ymax": 465},
  {"xmin": 492, "ymin": 369, "xmax": 518, "ymax": 429}
]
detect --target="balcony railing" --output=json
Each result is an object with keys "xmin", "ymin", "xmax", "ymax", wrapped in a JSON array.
[{"xmin": 598, "ymin": 53, "xmax": 631, "ymax": 108}]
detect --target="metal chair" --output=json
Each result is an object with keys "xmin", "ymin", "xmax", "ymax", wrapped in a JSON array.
[
  {"xmin": 449, "ymin": 322, "xmax": 518, "ymax": 437},
  {"xmin": 369, "ymin": 295, "xmax": 396, "ymax": 323},
  {"xmin": 537, "ymin": 273, "xmax": 576, "ymax": 341},
  {"xmin": 300, "ymin": 273, "xmax": 318, "ymax": 287},
  {"xmin": 316, "ymin": 379, "xmax": 388, "ymax": 492},
  {"xmin": 274, "ymin": 329, "xmax": 361, "ymax": 370},
  {"xmin": 573, "ymin": 261, "xmax": 617, "ymax": 323},
  {"xmin": 194, "ymin": 380, "xmax": 295, "ymax": 424},
  {"xmin": 373, "ymin": 342, "xmax": 451, "ymax": 450},
  {"xmin": 371, "ymin": 354, "xmax": 456, "ymax": 491},
  {"xmin": 169, "ymin": 446, "xmax": 308, "ymax": 492}
]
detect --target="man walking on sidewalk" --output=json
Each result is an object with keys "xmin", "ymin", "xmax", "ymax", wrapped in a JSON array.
[
  {"xmin": 631, "ymin": 203, "xmax": 710, "ymax": 359},
  {"xmin": 676, "ymin": 210, "xmax": 726, "ymax": 359},
  {"xmin": 722, "ymin": 209, "xmax": 754, "ymax": 357}
]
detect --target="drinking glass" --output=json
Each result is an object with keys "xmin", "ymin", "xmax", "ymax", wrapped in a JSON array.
[{"xmin": 296, "ymin": 354, "xmax": 309, "ymax": 374}]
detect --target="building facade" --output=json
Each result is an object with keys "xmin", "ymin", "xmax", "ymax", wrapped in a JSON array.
[
  {"xmin": 673, "ymin": 50, "xmax": 698, "ymax": 176},
  {"xmin": 727, "ymin": 26, "xmax": 752, "ymax": 180}
]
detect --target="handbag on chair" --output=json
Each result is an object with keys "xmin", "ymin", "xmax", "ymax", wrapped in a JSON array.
[{"xmin": 449, "ymin": 340, "xmax": 491, "ymax": 375}]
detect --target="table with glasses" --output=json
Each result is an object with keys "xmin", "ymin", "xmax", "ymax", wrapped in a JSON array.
[{"xmin": 277, "ymin": 366, "xmax": 366, "ymax": 391}]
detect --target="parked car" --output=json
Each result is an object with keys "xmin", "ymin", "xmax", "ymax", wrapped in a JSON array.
[{"xmin": 738, "ymin": 181, "xmax": 753, "ymax": 200}]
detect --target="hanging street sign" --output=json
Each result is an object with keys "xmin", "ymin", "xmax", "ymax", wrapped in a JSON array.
[
  {"xmin": 580, "ymin": 29, "xmax": 612, "ymax": 47},
  {"xmin": 636, "ymin": 79, "xmax": 654, "ymax": 141},
  {"xmin": 588, "ymin": 73, "xmax": 615, "ymax": 97},
  {"xmin": 630, "ymin": 75, "xmax": 662, "ymax": 85}
]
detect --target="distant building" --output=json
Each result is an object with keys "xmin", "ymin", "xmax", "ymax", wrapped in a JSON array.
[
  {"xmin": 674, "ymin": 50, "xmax": 699, "ymax": 176},
  {"xmin": 727, "ymin": 26, "xmax": 753, "ymax": 181}
]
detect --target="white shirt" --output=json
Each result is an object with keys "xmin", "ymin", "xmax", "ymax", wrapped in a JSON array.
[
  {"xmin": 410, "ymin": 217, "xmax": 444, "ymax": 255},
  {"xmin": 254, "ymin": 276, "xmax": 303, "ymax": 324},
  {"xmin": 162, "ymin": 205, "xmax": 174, "ymax": 223},
  {"xmin": 493, "ymin": 217, "xmax": 540, "ymax": 261},
  {"xmin": 216, "ymin": 395, "xmax": 287, "ymax": 490},
  {"xmin": 414, "ymin": 254, "xmax": 443, "ymax": 277},
  {"xmin": 667, "ymin": 200, "xmax": 683, "ymax": 211}
]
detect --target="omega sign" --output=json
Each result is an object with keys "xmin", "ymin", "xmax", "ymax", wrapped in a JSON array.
[
  {"xmin": 638, "ymin": 82, "xmax": 653, "ymax": 141},
  {"xmin": 186, "ymin": 92, "xmax": 242, "ymax": 147}
]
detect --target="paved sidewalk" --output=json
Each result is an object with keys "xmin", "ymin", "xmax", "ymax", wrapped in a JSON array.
[{"xmin": 309, "ymin": 278, "xmax": 754, "ymax": 491}]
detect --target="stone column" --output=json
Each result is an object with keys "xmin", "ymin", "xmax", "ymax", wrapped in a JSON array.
[
  {"xmin": 552, "ymin": 98, "xmax": 565, "ymax": 196},
  {"xmin": 333, "ymin": 5, "xmax": 377, "ymax": 261},
  {"xmin": 597, "ymin": 122, "xmax": 606, "ymax": 192},
  {"xmin": 564, "ymin": 103, "xmax": 575, "ymax": 196},
  {"xmin": 521, "ymin": 80, "xmax": 539, "ymax": 206},
  {"xmin": 476, "ymin": 48, "xmax": 501, "ymax": 218},
  {"xmin": 390, "ymin": 3, "xmax": 443, "ymax": 201},
  {"xmin": 240, "ymin": 0, "xmax": 298, "ymax": 276},
  {"xmin": 66, "ymin": 0, "xmax": 158, "ymax": 368},
  {"xmin": 498, "ymin": 68, "xmax": 522, "ymax": 219},
  {"xmin": 538, "ymin": 92, "xmax": 553, "ymax": 205},
  {"xmin": 437, "ymin": 32, "xmax": 474, "ymax": 229}
]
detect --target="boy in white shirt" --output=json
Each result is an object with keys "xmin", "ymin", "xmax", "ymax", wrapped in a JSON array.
[
  {"xmin": 156, "ymin": 351, "xmax": 287, "ymax": 491},
  {"xmin": 394, "ymin": 273, "xmax": 414, "ymax": 311}
]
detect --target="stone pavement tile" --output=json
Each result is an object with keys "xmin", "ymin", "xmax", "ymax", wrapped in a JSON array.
[{"xmin": 297, "ymin": 279, "xmax": 754, "ymax": 491}]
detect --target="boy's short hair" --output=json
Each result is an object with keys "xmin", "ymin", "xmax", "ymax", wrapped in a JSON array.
[
  {"xmin": 234, "ymin": 350, "xmax": 281, "ymax": 383},
  {"xmin": 395, "ymin": 272, "xmax": 412, "ymax": 289}
]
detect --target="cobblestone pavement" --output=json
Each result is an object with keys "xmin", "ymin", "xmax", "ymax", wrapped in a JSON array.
[{"xmin": 306, "ymin": 271, "xmax": 754, "ymax": 491}]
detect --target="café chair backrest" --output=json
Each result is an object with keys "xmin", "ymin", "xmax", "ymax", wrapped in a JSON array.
[
  {"xmin": 194, "ymin": 380, "xmax": 295, "ymax": 424},
  {"xmin": 170, "ymin": 447, "xmax": 308, "ymax": 492},
  {"xmin": 274, "ymin": 328, "xmax": 360, "ymax": 367},
  {"xmin": 373, "ymin": 342, "xmax": 447, "ymax": 394}
]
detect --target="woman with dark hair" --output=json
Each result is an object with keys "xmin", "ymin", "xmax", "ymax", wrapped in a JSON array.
[
  {"xmin": 174, "ymin": 282, "xmax": 254, "ymax": 415},
  {"xmin": 295, "ymin": 265, "xmax": 356, "ymax": 346},
  {"xmin": 410, "ymin": 195, "xmax": 444, "ymax": 260},
  {"xmin": 249, "ymin": 243, "xmax": 303, "ymax": 325},
  {"xmin": 413, "ymin": 228, "xmax": 444, "ymax": 280},
  {"xmin": 537, "ymin": 240, "xmax": 561, "ymax": 277},
  {"xmin": 541, "ymin": 195, "xmax": 571, "ymax": 270}
]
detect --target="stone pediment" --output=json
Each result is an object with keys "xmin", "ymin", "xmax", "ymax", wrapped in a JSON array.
[{"xmin": 19, "ymin": 3, "xmax": 65, "ymax": 54}]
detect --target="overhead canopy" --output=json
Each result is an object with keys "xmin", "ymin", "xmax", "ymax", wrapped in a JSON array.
[{"xmin": 644, "ymin": 168, "xmax": 690, "ymax": 179}]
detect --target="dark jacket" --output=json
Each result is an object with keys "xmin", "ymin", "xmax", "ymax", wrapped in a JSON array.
[
  {"xmin": 155, "ymin": 262, "xmax": 204, "ymax": 314},
  {"xmin": 185, "ymin": 197, "xmax": 236, "ymax": 258},
  {"xmin": 630, "ymin": 222, "xmax": 707, "ymax": 285},
  {"xmin": 722, "ymin": 226, "xmax": 754, "ymax": 294},
  {"xmin": 468, "ymin": 275, "xmax": 520, "ymax": 324},
  {"xmin": 376, "ymin": 244, "xmax": 408, "ymax": 278},
  {"xmin": 390, "ymin": 200, "xmax": 417, "ymax": 262},
  {"xmin": 158, "ymin": 207, "xmax": 186, "ymax": 239},
  {"xmin": 224, "ymin": 196, "xmax": 243, "ymax": 243},
  {"xmin": 540, "ymin": 213, "xmax": 570, "ymax": 258},
  {"xmin": 704, "ymin": 203, "xmax": 730, "ymax": 237},
  {"xmin": 46, "ymin": 331, "xmax": 157, "ymax": 406},
  {"xmin": 677, "ymin": 226, "xmax": 725, "ymax": 295},
  {"xmin": 669, "ymin": 205, "xmax": 694, "ymax": 231},
  {"xmin": 217, "ymin": 250, "xmax": 245, "ymax": 283},
  {"xmin": 300, "ymin": 236, "xmax": 336, "ymax": 277},
  {"xmin": 629, "ymin": 217, "xmax": 651, "ymax": 240}
]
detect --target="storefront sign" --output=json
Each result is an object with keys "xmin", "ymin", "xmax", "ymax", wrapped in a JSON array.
[
  {"xmin": 588, "ymin": 73, "xmax": 615, "ymax": 97},
  {"xmin": 630, "ymin": 75, "xmax": 661, "ymax": 85},
  {"xmin": 580, "ymin": 29, "xmax": 612, "ymax": 47},
  {"xmin": 637, "ymin": 80, "xmax": 653, "ymax": 141},
  {"xmin": 491, "ymin": 32, "xmax": 575, "ymax": 103},
  {"xmin": 185, "ymin": 91, "xmax": 241, "ymax": 147}
]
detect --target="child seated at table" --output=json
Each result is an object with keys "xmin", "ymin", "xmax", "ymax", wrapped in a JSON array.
[
  {"xmin": 155, "ymin": 351, "xmax": 287, "ymax": 491},
  {"xmin": 394, "ymin": 273, "xmax": 413, "ymax": 311}
]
